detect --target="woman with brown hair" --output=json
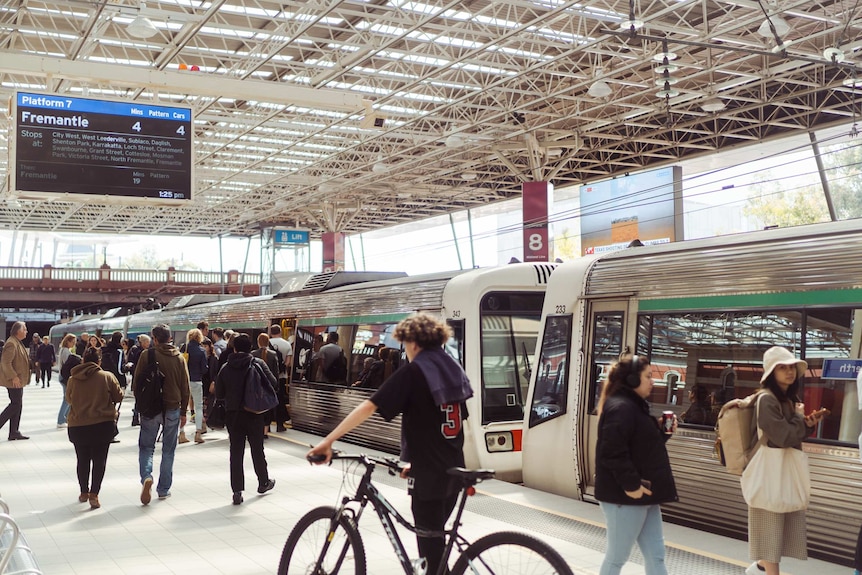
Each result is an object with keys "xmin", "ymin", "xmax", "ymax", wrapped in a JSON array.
[
  {"xmin": 66, "ymin": 346, "xmax": 123, "ymax": 509},
  {"xmin": 57, "ymin": 333, "xmax": 78, "ymax": 428}
]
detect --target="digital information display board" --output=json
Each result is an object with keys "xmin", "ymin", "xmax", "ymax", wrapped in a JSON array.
[{"xmin": 11, "ymin": 91, "xmax": 193, "ymax": 203}]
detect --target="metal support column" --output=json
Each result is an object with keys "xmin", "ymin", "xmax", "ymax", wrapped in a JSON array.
[
  {"xmin": 449, "ymin": 213, "xmax": 463, "ymax": 270},
  {"xmin": 809, "ymin": 131, "xmax": 837, "ymax": 221}
]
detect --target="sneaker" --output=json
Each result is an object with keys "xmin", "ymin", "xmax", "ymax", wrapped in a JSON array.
[
  {"xmin": 158, "ymin": 492, "xmax": 171, "ymax": 500},
  {"xmin": 232, "ymin": 492, "xmax": 243, "ymax": 505},
  {"xmin": 57, "ymin": 423, "xmax": 68, "ymax": 429},
  {"xmin": 140, "ymin": 477, "xmax": 153, "ymax": 505},
  {"xmin": 745, "ymin": 562, "xmax": 765, "ymax": 575},
  {"xmin": 257, "ymin": 479, "xmax": 275, "ymax": 494}
]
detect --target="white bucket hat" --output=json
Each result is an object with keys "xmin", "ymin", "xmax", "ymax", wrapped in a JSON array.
[{"xmin": 761, "ymin": 346, "xmax": 807, "ymax": 383}]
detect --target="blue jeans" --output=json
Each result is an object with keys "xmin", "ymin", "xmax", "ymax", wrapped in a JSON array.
[
  {"xmin": 189, "ymin": 381, "xmax": 203, "ymax": 431},
  {"xmin": 138, "ymin": 408, "xmax": 180, "ymax": 496},
  {"xmin": 58, "ymin": 381, "xmax": 71, "ymax": 424},
  {"xmin": 599, "ymin": 502, "xmax": 668, "ymax": 575}
]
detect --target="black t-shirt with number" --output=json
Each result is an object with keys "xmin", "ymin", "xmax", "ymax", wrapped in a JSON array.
[{"xmin": 371, "ymin": 362, "xmax": 466, "ymax": 500}]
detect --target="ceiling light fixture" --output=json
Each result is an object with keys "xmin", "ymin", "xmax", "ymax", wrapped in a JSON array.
[
  {"xmin": 824, "ymin": 47, "xmax": 845, "ymax": 63},
  {"xmin": 445, "ymin": 134, "xmax": 465, "ymax": 148},
  {"xmin": 656, "ymin": 81, "xmax": 679, "ymax": 99},
  {"xmin": 371, "ymin": 155, "xmax": 388, "ymax": 174},
  {"xmin": 700, "ymin": 97, "xmax": 726, "ymax": 112},
  {"xmin": 587, "ymin": 66, "xmax": 612, "ymax": 98},
  {"xmin": 757, "ymin": 15, "xmax": 790, "ymax": 39},
  {"xmin": 127, "ymin": 3, "xmax": 158, "ymax": 39}
]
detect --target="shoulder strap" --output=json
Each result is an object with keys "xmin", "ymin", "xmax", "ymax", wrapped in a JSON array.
[{"xmin": 754, "ymin": 391, "xmax": 771, "ymax": 446}]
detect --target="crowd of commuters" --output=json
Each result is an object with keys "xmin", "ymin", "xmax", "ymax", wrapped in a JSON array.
[{"xmin": 1, "ymin": 317, "xmax": 854, "ymax": 575}]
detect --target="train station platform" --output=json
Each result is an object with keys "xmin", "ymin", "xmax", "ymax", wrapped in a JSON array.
[{"xmin": 0, "ymin": 381, "xmax": 851, "ymax": 575}]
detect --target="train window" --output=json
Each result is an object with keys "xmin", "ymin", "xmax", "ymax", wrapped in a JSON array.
[
  {"xmin": 587, "ymin": 312, "xmax": 625, "ymax": 415},
  {"xmin": 637, "ymin": 308, "xmax": 862, "ymax": 443},
  {"xmin": 479, "ymin": 292, "xmax": 544, "ymax": 425},
  {"xmin": 350, "ymin": 323, "xmax": 399, "ymax": 388},
  {"xmin": 446, "ymin": 319, "xmax": 465, "ymax": 368},
  {"xmin": 529, "ymin": 314, "xmax": 573, "ymax": 428}
]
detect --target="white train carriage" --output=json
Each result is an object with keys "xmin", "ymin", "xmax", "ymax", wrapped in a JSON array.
[
  {"xmin": 116, "ymin": 264, "xmax": 554, "ymax": 481},
  {"xmin": 522, "ymin": 219, "xmax": 862, "ymax": 564}
]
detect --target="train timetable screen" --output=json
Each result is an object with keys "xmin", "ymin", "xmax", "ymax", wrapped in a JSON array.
[{"xmin": 11, "ymin": 91, "xmax": 193, "ymax": 203}]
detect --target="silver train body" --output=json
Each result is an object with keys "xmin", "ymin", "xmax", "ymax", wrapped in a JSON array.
[
  {"xmin": 522, "ymin": 219, "xmax": 862, "ymax": 565},
  {"xmin": 51, "ymin": 263, "xmax": 555, "ymax": 482}
]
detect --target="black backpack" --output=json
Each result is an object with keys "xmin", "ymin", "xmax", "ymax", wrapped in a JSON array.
[
  {"xmin": 268, "ymin": 342, "xmax": 286, "ymax": 376},
  {"xmin": 135, "ymin": 350, "xmax": 166, "ymax": 418},
  {"xmin": 324, "ymin": 349, "xmax": 348, "ymax": 382}
]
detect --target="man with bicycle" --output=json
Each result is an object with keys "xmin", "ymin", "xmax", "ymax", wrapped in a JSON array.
[{"xmin": 308, "ymin": 313, "xmax": 472, "ymax": 575}]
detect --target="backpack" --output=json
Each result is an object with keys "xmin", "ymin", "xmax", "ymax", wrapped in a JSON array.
[
  {"xmin": 324, "ymin": 349, "xmax": 348, "ymax": 382},
  {"xmin": 135, "ymin": 349, "xmax": 166, "ymax": 418},
  {"xmin": 715, "ymin": 390, "xmax": 767, "ymax": 475},
  {"xmin": 268, "ymin": 342, "xmax": 285, "ymax": 376},
  {"xmin": 60, "ymin": 354, "xmax": 81, "ymax": 383},
  {"xmin": 243, "ymin": 359, "xmax": 279, "ymax": 414}
]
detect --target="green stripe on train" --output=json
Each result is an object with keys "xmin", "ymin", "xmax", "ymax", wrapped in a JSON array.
[
  {"xmin": 638, "ymin": 288, "xmax": 862, "ymax": 312},
  {"xmin": 301, "ymin": 312, "xmax": 412, "ymax": 327}
]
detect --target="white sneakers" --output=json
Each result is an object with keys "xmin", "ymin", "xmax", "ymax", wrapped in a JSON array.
[
  {"xmin": 57, "ymin": 423, "xmax": 67, "ymax": 428},
  {"xmin": 745, "ymin": 562, "xmax": 764, "ymax": 575}
]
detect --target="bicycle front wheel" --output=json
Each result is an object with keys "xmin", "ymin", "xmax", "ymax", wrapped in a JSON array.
[
  {"xmin": 451, "ymin": 531, "xmax": 573, "ymax": 575},
  {"xmin": 277, "ymin": 505, "xmax": 367, "ymax": 575}
]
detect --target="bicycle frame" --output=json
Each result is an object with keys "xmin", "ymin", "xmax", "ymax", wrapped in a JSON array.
[{"xmin": 321, "ymin": 455, "xmax": 474, "ymax": 575}]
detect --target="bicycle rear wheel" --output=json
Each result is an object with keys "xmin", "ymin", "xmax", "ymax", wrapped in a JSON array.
[
  {"xmin": 450, "ymin": 531, "xmax": 573, "ymax": 575},
  {"xmin": 277, "ymin": 505, "xmax": 367, "ymax": 575}
]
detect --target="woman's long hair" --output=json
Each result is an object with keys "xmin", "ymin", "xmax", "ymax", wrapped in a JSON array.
[
  {"xmin": 761, "ymin": 372, "xmax": 801, "ymax": 404},
  {"xmin": 597, "ymin": 356, "xmax": 648, "ymax": 415}
]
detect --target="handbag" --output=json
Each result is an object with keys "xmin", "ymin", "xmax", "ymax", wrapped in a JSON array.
[
  {"xmin": 206, "ymin": 398, "xmax": 226, "ymax": 429},
  {"xmin": 740, "ymin": 396, "xmax": 810, "ymax": 513}
]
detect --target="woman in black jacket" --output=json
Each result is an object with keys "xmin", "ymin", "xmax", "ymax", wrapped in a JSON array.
[{"xmin": 595, "ymin": 355, "xmax": 678, "ymax": 575}]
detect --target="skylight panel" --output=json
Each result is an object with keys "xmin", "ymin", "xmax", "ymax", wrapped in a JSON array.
[
  {"xmin": 200, "ymin": 25, "xmax": 257, "ymax": 40},
  {"xmin": 86, "ymin": 56, "xmax": 154, "ymax": 67},
  {"xmin": 453, "ymin": 62, "xmax": 517, "ymax": 76},
  {"xmin": 16, "ymin": 28, "xmax": 79, "ymax": 41}
]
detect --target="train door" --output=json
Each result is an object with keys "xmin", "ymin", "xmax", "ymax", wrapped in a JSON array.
[
  {"xmin": 580, "ymin": 299, "xmax": 636, "ymax": 498},
  {"xmin": 271, "ymin": 317, "xmax": 297, "ymax": 382}
]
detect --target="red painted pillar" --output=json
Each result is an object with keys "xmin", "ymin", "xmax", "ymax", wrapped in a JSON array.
[
  {"xmin": 522, "ymin": 181, "xmax": 552, "ymax": 262},
  {"xmin": 322, "ymin": 232, "xmax": 345, "ymax": 273}
]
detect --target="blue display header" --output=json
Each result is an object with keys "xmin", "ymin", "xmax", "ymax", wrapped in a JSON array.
[
  {"xmin": 17, "ymin": 91, "xmax": 191, "ymax": 122},
  {"xmin": 274, "ymin": 229, "xmax": 310, "ymax": 245},
  {"xmin": 821, "ymin": 359, "xmax": 862, "ymax": 380}
]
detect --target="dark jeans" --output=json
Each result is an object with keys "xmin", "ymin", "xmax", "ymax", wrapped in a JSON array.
[
  {"xmin": 226, "ymin": 410, "xmax": 269, "ymax": 493},
  {"xmin": 39, "ymin": 362, "xmax": 52, "ymax": 385},
  {"xmin": 411, "ymin": 494, "xmax": 458, "ymax": 575},
  {"xmin": 74, "ymin": 442, "xmax": 111, "ymax": 494},
  {"xmin": 0, "ymin": 388, "xmax": 23, "ymax": 437}
]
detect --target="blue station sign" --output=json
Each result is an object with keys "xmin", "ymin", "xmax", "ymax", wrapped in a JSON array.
[
  {"xmin": 821, "ymin": 359, "xmax": 862, "ymax": 380},
  {"xmin": 274, "ymin": 229, "xmax": 310, "ymax": 246}
]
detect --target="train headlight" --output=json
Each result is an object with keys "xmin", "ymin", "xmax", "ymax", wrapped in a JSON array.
[{"xmin": 485, "ymin": 432, "xmax": 514, "ymax": 452}]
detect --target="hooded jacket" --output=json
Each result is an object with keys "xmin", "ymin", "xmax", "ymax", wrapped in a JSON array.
[
  {"xmin": 132, "ymin": 343, "xmax": 191, "ymax": 415},
  {"xmin": 66, "ymin": 362, "xmax": 123, "ymax": 427},
  {"xmin": 215, "ymin": 352, "xmax": 277, "ymax": 412},
  {"xmin": 595, "ymin": 386, "xmax": 678, "ymax": 505}
]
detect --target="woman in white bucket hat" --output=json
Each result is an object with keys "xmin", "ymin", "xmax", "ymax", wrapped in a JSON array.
[{"xmin": 745, "ymin": 346, "xmax": 825, "ymax": 575}]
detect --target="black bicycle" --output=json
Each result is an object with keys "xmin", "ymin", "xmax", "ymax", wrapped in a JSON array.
[{"xmin": 277, "ymin": 452, "xmax": 573, "ymax": 575}]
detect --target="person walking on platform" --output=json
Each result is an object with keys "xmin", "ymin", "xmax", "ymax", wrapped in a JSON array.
[
  {"xmin": 745, "ymin": 347, "xmax": 824, "ymax": 575},
  {"xmin": 75, "ymin": 332, "xmax": 89, "ymax": 356},
  {"xmin": 134, "ymin": 324, "xmax": 190, "ymax": 505},
  {"xmin": 125, "ymin": 334, "xmax": 150, "ymax": 426},
  {"xmin": 65, "ymin": 346, "xmax": 123, "ymax": 509},
  {"xmin": 181, "ymin": 328, "xmax": 208, "ymax": 444},
  {"xmin": 29, "ymin": 332, "xmax": 42, "ymax": 385},
  {"xmin": 308, "ymin": 313, "xmax": 473, "ymax": 575},
  {"xmin": 37, "ymin": 335, "xmax": 56, "ymax": 388},
  {"xmin": 594, "ymin": 354, "xmax": 678, "ymax": 575},
  {"xmin": 0, "ymin": 321, "xmax": 31, "ymax": 440},
  {"xmin": 215, "ymin": 333, "xmax": 277, "ymax": 505},
  {"xmin": 57, "ymin": 333, "xmax": 79, "ymax": 428}
]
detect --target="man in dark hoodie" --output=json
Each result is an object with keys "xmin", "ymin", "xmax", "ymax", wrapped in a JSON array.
[
  {"xmin": 133, "ymin": 324, "xmax": 190, "ymax": 505},
  {"xmin": 215, "ymin": 333, "xmax": 277, "ymax": 505}
]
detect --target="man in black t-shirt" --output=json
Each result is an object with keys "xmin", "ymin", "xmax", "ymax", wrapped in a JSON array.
[{"xmin": 308, "ymin": 313, "xmax": 472, "ymax": 575}]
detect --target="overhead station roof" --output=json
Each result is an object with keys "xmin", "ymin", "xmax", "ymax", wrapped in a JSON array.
[{"xmin": 0, "ymin": 0, "xmax": 859, "ymax": 238}]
